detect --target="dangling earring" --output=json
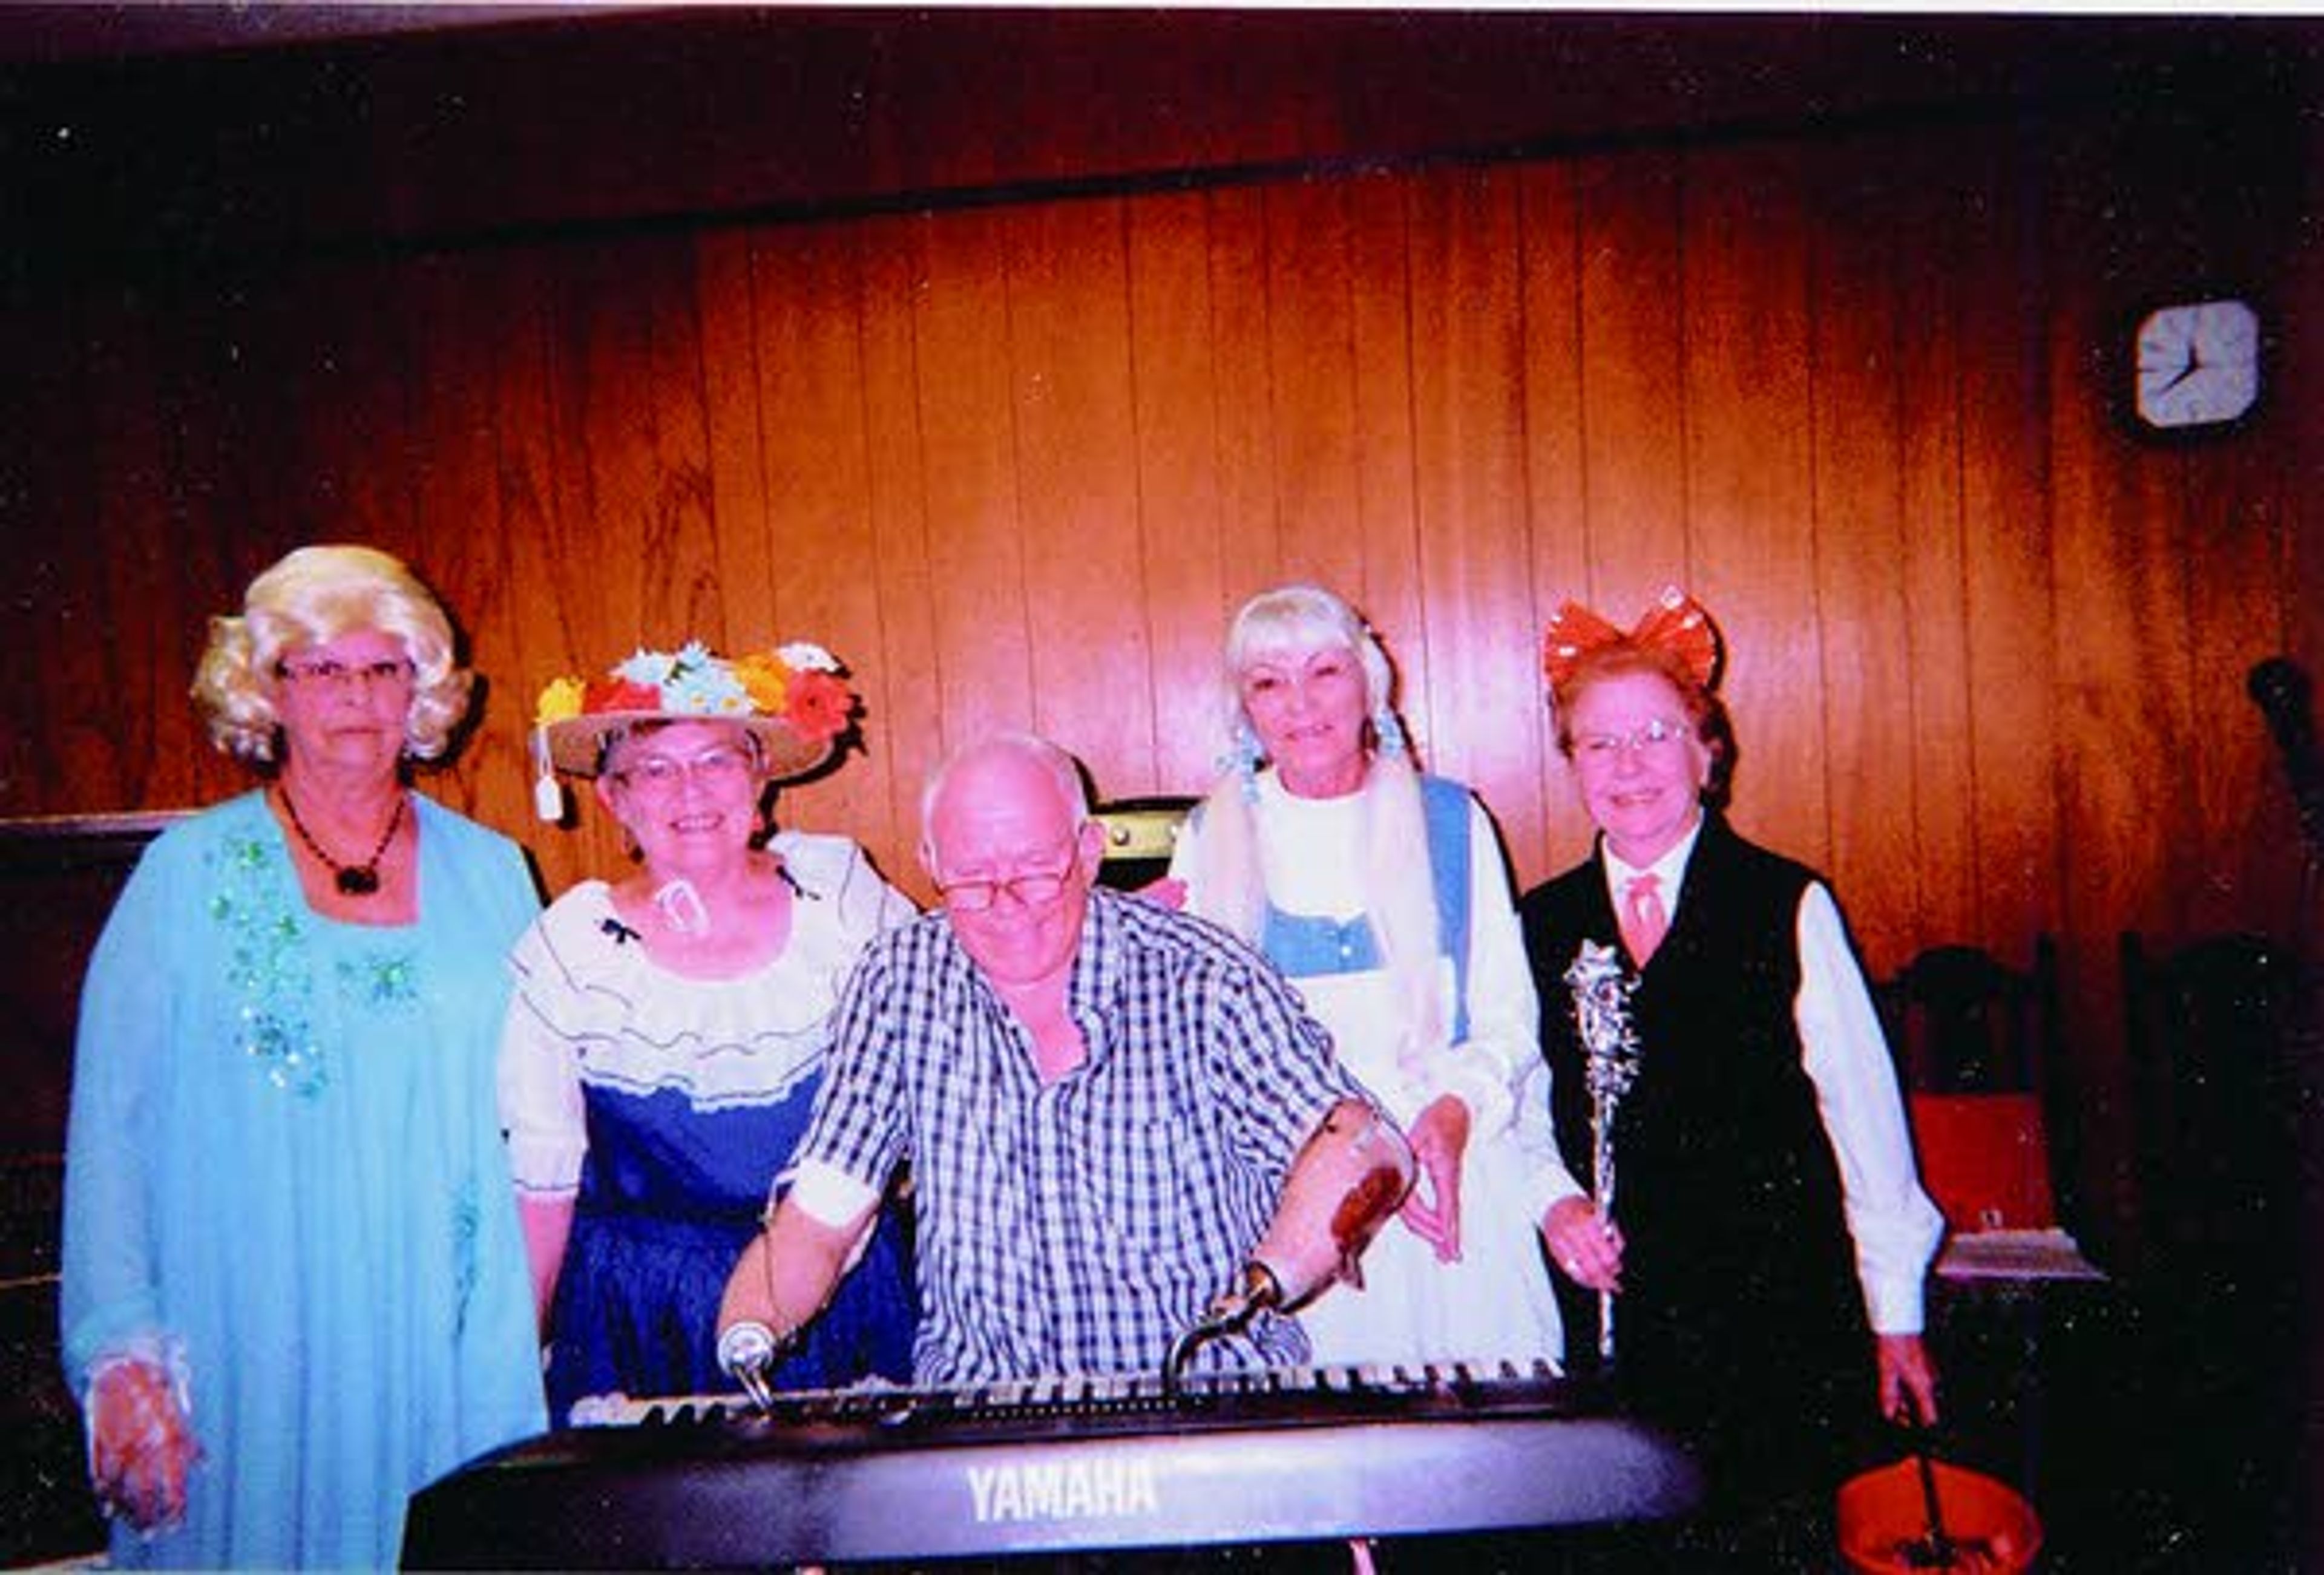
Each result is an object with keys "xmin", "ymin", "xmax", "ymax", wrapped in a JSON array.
[
  {"xmin": 1373, "ymin": 706, "xmax": 1408, "ymax": 761},
  {"xmin": 1222, "ymin": 719, "xmax": 1264, "ymax": 803}
]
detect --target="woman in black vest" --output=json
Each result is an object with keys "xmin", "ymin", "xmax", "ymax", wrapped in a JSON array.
[{"xmin": 1518, "ymin": 588, "xmax": 1943, "ymax": 1559}]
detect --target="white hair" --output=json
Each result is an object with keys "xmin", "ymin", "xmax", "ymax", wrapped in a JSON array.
[
  {"xmin": 1187, "ymin": 584, "xmax": 1447, "ymax": 1073},
  {"xmin": 1219, "ymin": 583, "xmax": 1395, "ymax": 738},
  {"xmin": 917, "ymin": 730, "xmax": 1089, "ymax": 870}
]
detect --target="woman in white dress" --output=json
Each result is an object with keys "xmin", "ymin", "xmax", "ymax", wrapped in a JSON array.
[{"xmin": 1167, "ymin": 584, "xmax": 1566, "ymax": 1369}]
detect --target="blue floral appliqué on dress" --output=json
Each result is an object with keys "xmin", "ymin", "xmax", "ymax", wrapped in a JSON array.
[
  {"xmin": 206, "ymin": 831, "xmax": 425, "ymax": 1099},
  {"xmin": 210, "ymin": 833, "xmax": 326, "ymax": 1097},
  {"xmin": 338, "ymin": 949, "xmax": 421, "ymax": 1010}
]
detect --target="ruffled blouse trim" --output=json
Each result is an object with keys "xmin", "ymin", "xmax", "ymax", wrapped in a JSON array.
[{"xmin": 511, "ymin": 856, "xmax": 873, "ymax": 1111}]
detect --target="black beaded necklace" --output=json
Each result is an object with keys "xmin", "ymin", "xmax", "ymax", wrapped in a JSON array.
[{"xmin": 278, "ymin": 787, "xmax": 405, "ymax": 897}]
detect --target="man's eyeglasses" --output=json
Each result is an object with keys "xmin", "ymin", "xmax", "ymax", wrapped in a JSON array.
[
  {"xmin": 935, "ymin": 845, "xmax": 1080, "ymax": 912},
  {"xmin": 277, "ymin": 656, "xmax": 415, "ymax": 690},
  {"xmin": 612, "ymin": 745, "xmax": 757, "ymax": 794},
  {"xmin": 1575, "ymin": 716, "xmax": 1689, "ymax": 760}
]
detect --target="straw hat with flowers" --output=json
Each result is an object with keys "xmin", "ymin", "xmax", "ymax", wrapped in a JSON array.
[{"xmin": 529, "ymin": 640, "xmax": 857, "ymax": 817}]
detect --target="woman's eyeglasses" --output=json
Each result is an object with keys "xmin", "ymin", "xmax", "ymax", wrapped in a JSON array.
[
  {"xmin": 1575, "ymin": 716, "xmax": 1688, "ymax": 760},
  {"xmin": 277, "ymin": 657, "xmax": 415, "ymax": 690},
  {"xmin": 612, "ymin": 746, "xmax": 757, "ymax": 794}
]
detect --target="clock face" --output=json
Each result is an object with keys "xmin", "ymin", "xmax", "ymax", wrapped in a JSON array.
[{"xmin": 2134, "ymin": 298, "xmax": 2260, "ymax": 430}]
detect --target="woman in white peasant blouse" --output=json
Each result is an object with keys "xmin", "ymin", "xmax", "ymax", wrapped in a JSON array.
[
  {"xmin": 1163, "ymin": 584, "xmax": 1566, "ymax": 1370},
  {"xmin": 499, "ymin": 640, "xmax": 917, "ymax": 1423}
]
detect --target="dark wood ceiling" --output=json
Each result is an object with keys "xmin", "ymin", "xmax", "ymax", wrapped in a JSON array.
[{"xmin": 2, "ymin": 8, "xmax": 2315, "ymax": 275}]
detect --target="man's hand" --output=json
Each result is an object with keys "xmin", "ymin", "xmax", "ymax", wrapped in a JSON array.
[
  {"xmin": 1397, "ymin": 1095, "xmax": 1471, "ymax": 1262},
  {"xmin": 88, "ymin": 1357, "xmax": 201, "ymax": 1534}
]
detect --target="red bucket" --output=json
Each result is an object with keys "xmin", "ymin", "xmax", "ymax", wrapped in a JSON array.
[{"xmin": 1836, "ymin": 1457, "xmax": 2043, "ymax": 1573}]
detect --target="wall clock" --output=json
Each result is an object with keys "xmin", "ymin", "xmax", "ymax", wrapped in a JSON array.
[{"xmin": 2133, "ymin": 296, "xmax": 2260, "ymax": 432}]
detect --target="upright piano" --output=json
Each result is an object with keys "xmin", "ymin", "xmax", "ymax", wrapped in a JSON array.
[{"xmin": 405, "ymin": 1360, "xmax": 1701, "ymax": 1567}]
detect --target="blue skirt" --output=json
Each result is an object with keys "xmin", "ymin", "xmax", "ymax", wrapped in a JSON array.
[{"xmin": 545, "ymin": 1199, "xmax": 916, "ymax": 1421}]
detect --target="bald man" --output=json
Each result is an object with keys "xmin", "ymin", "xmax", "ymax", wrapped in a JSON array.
[{"xmin": 719, "ymin": 732, "xmax": 1410, "ymax": 1385}]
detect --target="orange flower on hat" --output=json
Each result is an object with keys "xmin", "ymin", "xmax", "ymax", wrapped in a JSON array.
[{"xmin": 785, "ymin": 669, "xmax": 854, "ymax": 742}]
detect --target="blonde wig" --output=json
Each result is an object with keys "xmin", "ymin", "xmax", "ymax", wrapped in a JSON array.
[
  {"xmin": 191, "ymin": 543, "xmax": 472, "ymax": 764},
  {"xmin": 1188, "ymin": 584, "xmax": 1448, "ymax": 1071}
]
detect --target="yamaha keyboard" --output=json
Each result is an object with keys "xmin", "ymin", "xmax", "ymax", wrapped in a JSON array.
[{"xmin": 405, "ymin": 1361, "xmax": 1701, "ymax": 1567}]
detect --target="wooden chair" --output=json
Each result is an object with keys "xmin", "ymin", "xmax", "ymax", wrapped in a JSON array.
[
  {"xmin": 1875, "ymin": 937, "xmax": 2061, "ymax": 1095},
  {"xmin": 1875, "ymin": 938, "xmax": 2070, "ymax": 1234},
  {"xmin": 1088, "ymin": 796, "xmax": 1196, "ymax": 892}
]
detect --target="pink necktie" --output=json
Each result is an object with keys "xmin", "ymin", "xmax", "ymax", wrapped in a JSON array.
[{"xmin": 1621, "ymin": 874, "xmax": 1669, "ymax": 964}]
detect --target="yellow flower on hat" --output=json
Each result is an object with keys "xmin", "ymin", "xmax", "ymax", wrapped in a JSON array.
[{"xmin": 535, "ymin": 675, "xmax": 587, "ymax": 726}]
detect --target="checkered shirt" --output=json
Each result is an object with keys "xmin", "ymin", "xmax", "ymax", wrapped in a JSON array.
[{"xmin": 798, "ymin": 887, "xmax": 1365, "ymax": 1384}]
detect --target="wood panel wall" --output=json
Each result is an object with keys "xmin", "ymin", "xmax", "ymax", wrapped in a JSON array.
[{"xmin": 0, "ymin": 23, "xmax": 2316, "ymax": 1260}]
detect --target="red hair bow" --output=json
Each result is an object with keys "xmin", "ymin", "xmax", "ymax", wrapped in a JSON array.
[{"xmin": 1541, "ymin": 586, "xmax": 1721, "ymax": 693}]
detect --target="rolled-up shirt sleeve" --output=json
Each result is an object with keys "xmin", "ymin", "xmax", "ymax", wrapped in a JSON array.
[
  {"xmin": 1194, "ymin": 942, "xmax": 1370, "ymax": 1168},
  {"xmin": 1793, "ymin": 882, "xmax": 1946, "ymax": 1334},
  {"xmin": 783, "ymin": 932, "xmax": 913, "ymax": 1205},
  {"xmin": 787, "ymin": 1159, "xmax": 884, "ymax": 1226}
]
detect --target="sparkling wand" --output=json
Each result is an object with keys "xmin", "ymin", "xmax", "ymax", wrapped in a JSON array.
[{"xmin": 1564, "ymin": 940, "xmax": 1641, "ymax": 1363}]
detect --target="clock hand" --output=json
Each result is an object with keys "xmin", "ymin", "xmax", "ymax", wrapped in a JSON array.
[{"xmin": 2153, "ymin": 346, "xmax": 2202, "ymax": 395}]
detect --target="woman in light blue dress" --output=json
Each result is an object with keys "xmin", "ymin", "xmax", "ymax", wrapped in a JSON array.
[{"xmin": 59, "ymin": 544, "xmax": 547, "ymax": 1569}]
